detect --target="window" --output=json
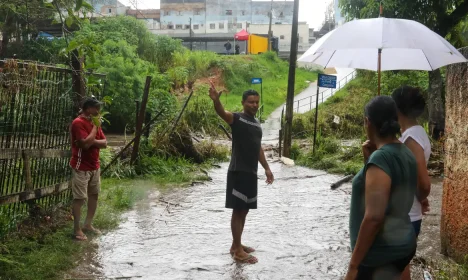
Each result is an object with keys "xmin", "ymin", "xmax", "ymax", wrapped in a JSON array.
[
  {"xmin": 280, "ymin": 35, "xmax": 285, "ymax": 40},
  {"xmin": 177, "ymin": 11, "xmax": 182, "ymax": 16},
  {"xmin": 194, "ymin": 9, "xmax": 201, "ymax": 15},
  {"xmin": 176, "ymin": 24, "xmax": 183, "ymax": 29},
  {"xmin": 237, "ymin": 23, "xmax": 242, "ymax": 28},
  {"xmin": 108, "ymin": 8, "xmax": 112, "ymax": 13},
  {"xmin": 210, "ymin": 23, "xmax": 216, "ymax": 30},
  {"xmin": 167, "ymin": 25, "xmax": 174, "ymax": 29},
  {"xmin": 226, "ymin": 10, "xmax": 233, "ymax": 15},
  {"xmin": 164, "ymin": 10, "xmax": 170, "ymax": 16},
  {"xmin": 193, "ymin": 24, "xmax": 199, "ymax": 30},
  {"xmin": 241, "ymin": 10, "xmax": 245, "ymax": 16},
  {"xmin": 185, "ymin": 25, "xmax": 190, "ymax": 29},
  {"xmin": 219, "ymin": 23, "xmax": 225, "ymax": 29},
  {"xmin": 228, "ymin": 23, "xmax": 233, "ymax": 29}
]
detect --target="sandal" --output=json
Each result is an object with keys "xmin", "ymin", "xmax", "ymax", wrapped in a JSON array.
[
  {"xmin": 233, "ymin": 254, "xmax": 258, "ymax": 264},
  {"xmin": 73, "ymin": 234, "xmax": 88, "ymax": 241}
]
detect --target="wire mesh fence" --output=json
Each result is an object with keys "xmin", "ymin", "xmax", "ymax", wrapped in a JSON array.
[{"xmin": 0, "ymin": 59, "xmax": 105, "ymax": 222}]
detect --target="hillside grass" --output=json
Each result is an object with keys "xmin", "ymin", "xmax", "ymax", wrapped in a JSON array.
[
  {"xmin": 291, "ymin": 70, "xmax": 430, "ymax": 175},
  {"xmin": 220, "ymin": 53, "xmax": 318, "ymax": 118}
]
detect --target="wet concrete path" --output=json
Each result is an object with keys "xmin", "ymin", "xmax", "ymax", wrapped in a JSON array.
[{"xmin": 71, "ymin": 162, "xmax": 352, "ymax": 279}]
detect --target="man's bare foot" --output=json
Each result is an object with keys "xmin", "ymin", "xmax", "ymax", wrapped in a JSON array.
[
  {"xmin": 83, "ymin": 225, "xmax": 102, "ymax": 235},
  {"xmin": 230, "ymin": 245, "xmax": 255, "ymax": 255}
]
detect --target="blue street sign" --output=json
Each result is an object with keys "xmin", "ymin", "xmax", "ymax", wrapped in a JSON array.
[
  {"xmin": 318, "ymin": 74, "xmax": 337, "ymax": 89},
  {"xmin": 251, "ymin": 78, "xmax": 262, "ymax": 84}
]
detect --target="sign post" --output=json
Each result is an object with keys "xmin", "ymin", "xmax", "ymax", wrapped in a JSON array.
[
  {"xmin": 313, "ymin": 74, "xmax": 337, "ymax": 154},
  {"xmin": 251, "ymin": 77, "xmax": 263, "ymax": 121}
]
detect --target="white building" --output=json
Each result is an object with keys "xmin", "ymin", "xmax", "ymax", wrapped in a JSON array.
[
  {"xmin": 248, "ymin": 22, "xmax": 310, "ymax": 52},
  {"xmin": 88, "ymin": 0, "xmax": 129, "ymax": 17},
  {"xmin": 334, "ymin": 0, "xmax": 345, "ymax": 27}
]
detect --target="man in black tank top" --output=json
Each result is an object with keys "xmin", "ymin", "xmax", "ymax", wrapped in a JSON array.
[{"xmin": 209, "ymin": 81, "xmax": 274, "ymax": 264}]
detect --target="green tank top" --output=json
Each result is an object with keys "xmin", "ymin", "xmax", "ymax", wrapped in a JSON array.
[{"xmin": 350, "ymin": 143, "xmax": 417, "ymax": 267}]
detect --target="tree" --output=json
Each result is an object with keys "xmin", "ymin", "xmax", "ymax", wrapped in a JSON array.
[
  {"xmin": 0, "ymin": 0, "xmax": 92, "ymax": 58},
  {"xmin": 339, "ymin": 0, "xmax": 468, "ymax": 138}
]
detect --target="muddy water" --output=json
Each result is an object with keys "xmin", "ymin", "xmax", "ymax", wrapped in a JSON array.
[{"xmin": 73, "ymin": 162, "xmax": 351, "ymax": 279}]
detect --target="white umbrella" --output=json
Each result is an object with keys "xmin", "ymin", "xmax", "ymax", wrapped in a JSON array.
[{"xmin": 299, "ymin": 17, "xmax": 468, "ymax": 95}]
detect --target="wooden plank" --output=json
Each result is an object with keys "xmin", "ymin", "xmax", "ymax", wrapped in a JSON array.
[
  {"xmin": 0, "ymin": 149, "xmax": 71, "ymax": 159},
  {"xmin": 0, "ymin": 60, "xmax": 106, "ymax": 78},
  {"xmin": 0, "ymin": 181, "xmax": 70, "ymax": 205},
  {"xmin": 131, "ymin": 76, "xmax": 152, "ymax": 164},
  {"xmin": 22, "ymin": 150, "xmax": 33, "ymax": 191}
]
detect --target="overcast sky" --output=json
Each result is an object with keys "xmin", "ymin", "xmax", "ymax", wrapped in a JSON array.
[{"xmin": 118, "ymin": 0, "xmax": 330, "ymax": 29}]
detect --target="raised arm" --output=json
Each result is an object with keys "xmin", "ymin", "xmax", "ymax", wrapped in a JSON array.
[
  {"xmin": 72, "ymin": 121, "xmax": 98, "ymax": 150},
  {"xmin": 92, "ymin": 128, "xmax": 107, "ymax": 149},
  {"xmin": 209, "ymin": 81, "xmax": 233, "ymax": 125}
]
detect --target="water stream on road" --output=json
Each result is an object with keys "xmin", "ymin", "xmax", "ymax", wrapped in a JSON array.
[{"xmin": 69, "ymin": 162, "xmax": 352, "ymax": 279}]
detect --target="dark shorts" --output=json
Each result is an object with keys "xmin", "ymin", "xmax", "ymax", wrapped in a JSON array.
[
  {"xmin": 357, "ymin": 250, "xmax": 416, "ymax": 280},
  {"xmin": 412, "ymin": 220, "xmax": 422, "ymax": 237},
  {"xmin": 226, "ymin": 171, "xmax": 258, "ymax": 210}
]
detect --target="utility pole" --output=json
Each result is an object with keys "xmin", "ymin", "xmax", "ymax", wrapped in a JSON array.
[
  {"xmin": 189, "ymin": 17, "xmax": 193, "ymax": 51},
  {"xmin": 267, "ymin": 0, "xmax": 273, "ymax": 51},
  {"xmin": 282, "ymin": 0, "xmax": 299, "ymax": 158}
]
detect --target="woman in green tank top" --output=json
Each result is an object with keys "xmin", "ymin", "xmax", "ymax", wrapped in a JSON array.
[{"xmin": 345, "ymin": 96, "xmax": 418, "ymax": 280}]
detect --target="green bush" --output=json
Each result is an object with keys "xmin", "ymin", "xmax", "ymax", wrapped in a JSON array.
[
  {"xmin": 195, "ymin": 140, "xmax": 229, "ymax": 162},
  {"xmin": 290, "ymin": 142, "xmax": 302, "ymax": 160}
]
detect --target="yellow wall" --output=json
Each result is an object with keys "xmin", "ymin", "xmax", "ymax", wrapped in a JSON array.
[{"xmin": 248, "ymin": 35, "xmax": 268, "ymax": 55}]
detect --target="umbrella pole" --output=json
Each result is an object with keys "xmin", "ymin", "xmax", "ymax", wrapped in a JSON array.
[{"xmin": 378, "ymin": 48, "xmax": 382, "ymax": 95}]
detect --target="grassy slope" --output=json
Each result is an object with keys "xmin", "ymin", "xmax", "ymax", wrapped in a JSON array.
[
  {"xmin": 289, "ymin": 77, "xmax": 377, "ymax": 175},
  {"xmin": 291, "ymin": 71, "xmax": 432, "ymax": 175},
  {"xmin": 221, "ymin": 54, "xmax": 318, "ymax": 117}
]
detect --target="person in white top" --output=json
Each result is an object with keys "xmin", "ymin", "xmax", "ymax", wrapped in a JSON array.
[{"xmin": 392, "ymin": 86, "xmax": 431, "ymax": 280}]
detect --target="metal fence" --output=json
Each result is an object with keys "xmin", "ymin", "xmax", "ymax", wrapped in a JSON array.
[
  {"xmin": 293, "ymin": 70, "xmax": 357, "ymax": 113},
  {"xmin": 0, "ymin": 60, "xmax": 105, "ymax": 220}
]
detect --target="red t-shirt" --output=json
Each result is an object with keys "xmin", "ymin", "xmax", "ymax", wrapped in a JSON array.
[{"xmin": 69, "ymin": 116, "xmax": 106, "ymax": 171}]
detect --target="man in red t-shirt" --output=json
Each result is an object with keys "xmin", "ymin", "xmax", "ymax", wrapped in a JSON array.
[{"xmin": 70, "ymin": 97, "xmax": 107, "ymax": 241}]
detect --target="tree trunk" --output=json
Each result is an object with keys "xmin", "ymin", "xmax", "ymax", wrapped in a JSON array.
[
  {"xmin": 440, "ymin": 47, "xmax": 468, "ymax": 262},
  {"xmin": 428, "ymin": 69, "xmax": 445, "ymax": 139},
  {"xmin": 0, "ymin": 16, "xmax": 13, "ymax": 59}
]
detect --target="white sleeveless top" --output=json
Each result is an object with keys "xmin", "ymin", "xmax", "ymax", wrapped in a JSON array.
[{"xmin": 399, "ymin": 125, "xmax": 431, "ymax": 222}]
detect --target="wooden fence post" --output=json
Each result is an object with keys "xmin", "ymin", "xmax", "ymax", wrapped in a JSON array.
[
  {"xmin": 22, "ymin": 150, "xmax": 32, "ymax": 191},
  {"xmin": 131, "ymin": 76, "xmax": 152, "ymax": 164},
  {"xmin": 70, "ymin": 50, "xmax": 85, "ymax": 113}
]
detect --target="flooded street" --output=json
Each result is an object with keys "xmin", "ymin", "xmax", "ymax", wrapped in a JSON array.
[{"xmin": 70, "ymin": 162, "xmax": 352, "ymax": 279}]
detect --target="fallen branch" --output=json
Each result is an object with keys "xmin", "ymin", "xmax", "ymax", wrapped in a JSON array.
[
  {"xmin": 169, "ymin": 90, "xmax": 194, "ymax": 135},
  {"xmin": 330, "ymin": 175, "xmax": 354, "ymax": 190},
  {"xmin": 101, "ymin": 110, "xmax": 164, "ymax": 176},
  {"xmin": 264, "ymin": 173, "xmax": 327, "ymax": 181},
  {"xmin": 218, "ymin": 124, "xmax": 232, "ymax": 140},
  {"xmin": 158, "ymin": 199, "xmax": 180, "ymax": 207}
]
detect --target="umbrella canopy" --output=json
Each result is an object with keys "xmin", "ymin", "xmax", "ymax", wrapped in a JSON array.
[
  {"xmin": 235, "ymin": 29, "xmax": 249, "ymax": 41},
  {"xmin": 298, "ymin": 18, "xmax": 467, "ymax": 71}
]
